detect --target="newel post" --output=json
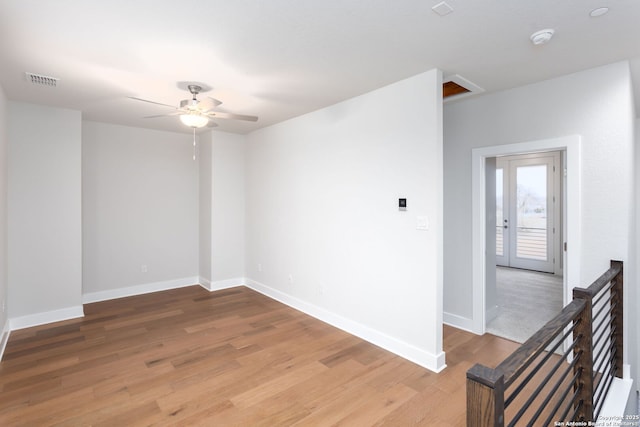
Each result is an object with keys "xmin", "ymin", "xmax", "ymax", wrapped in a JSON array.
[
  {"xmin": 610, "ymin": 260, "xmax": 624, "ymax": 378},
  {"xmin": 572, "ymin": 286, "xmax": 594, "ymax": 421},
  {"xmin": 467, "ymin": 364, "xmax": 505, "ymax": 427}
]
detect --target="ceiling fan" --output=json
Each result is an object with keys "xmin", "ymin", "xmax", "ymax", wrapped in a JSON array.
[{"xmin": 129, "ymin": 84, "xmax": 258, "ymax": 128}]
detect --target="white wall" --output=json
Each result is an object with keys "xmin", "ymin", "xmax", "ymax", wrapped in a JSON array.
[
  {"xmin": 245, "ymin": 69, "xmax": 445, "ymax": 371},
  {"xmin": 82, "ymin": 122, "xmax": 199, "ymax": 301},
  {"xmin": 636, "ymin": 116, "xmax": 640, "ymax": 416},
  {"xmin": 199, "ymin": 131, "xmax": 212, "ymax": 284},
  {"xmin": 199, "ymin": 130, "xmax": 246, "ymax": 289},
  {"xmin": 0, "ymin": 85, "xmax": 8, "ymax": 337},
  {"xmin": 8, "ymin": 102, "xmax": 83, "ymax": 325},
  {"xmin": 444, "ymin": 61, "xmax": 636, "ymax": 385},
  {"xmin": 211, "ymin": 131, "xmax": 245, "ymax": 286}
]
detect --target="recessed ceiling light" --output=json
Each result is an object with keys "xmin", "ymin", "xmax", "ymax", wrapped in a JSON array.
[
  {"xmin": 530, "ymin": 29, "xmax": 555, "ymax": 46},
  {"xmin": 590, "ymin": 7, "xmax": 609, "ymax": 17}
]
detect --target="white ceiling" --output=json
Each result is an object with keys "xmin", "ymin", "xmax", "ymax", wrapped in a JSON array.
[{"xmin": 1, "ymin": 0, "xmax": 639, "ymax": 135}]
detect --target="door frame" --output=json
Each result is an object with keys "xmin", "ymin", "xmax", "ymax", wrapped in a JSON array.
[
  {"xmin": 471, "ymin": 135, "xmax": 581, "ymax": 335},
  {"xmin": 494, "ymin": 164, "xmax": 509, "ymax": 267}
]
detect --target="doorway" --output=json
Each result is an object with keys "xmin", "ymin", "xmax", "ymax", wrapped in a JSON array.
[
  {"xmin": 470, "ymin": 135, "xmax": 581, "ymax": 337},
  {"xmin": 496, "ymin": 152, "xmax": 561, "ymax": 274},
  {"xmin": 488, "ymin": 151, "xmax": 563, "ymax": 343}
]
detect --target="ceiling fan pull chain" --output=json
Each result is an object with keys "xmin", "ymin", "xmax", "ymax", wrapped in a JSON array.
[{"xmin": 192, "ymin": 128, "xmax": 196, "ymax": 161}]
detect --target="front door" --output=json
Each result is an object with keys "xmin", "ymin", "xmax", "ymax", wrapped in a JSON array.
[{"xmin": 496, "ymin": 152, "xmax": 560, "ymax": 273}]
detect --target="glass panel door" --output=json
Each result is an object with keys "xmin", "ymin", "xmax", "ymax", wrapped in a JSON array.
[
  {"xmin": 496, "ymin": 153, "xmax": 558, "ymax": 273},
  {"xmin": 508, "ymin": 157, "xmax": 554, "ymax": 272},
  {"xmin": 515, "ymin": 164, "xmax": 548, "ymax": 261}
]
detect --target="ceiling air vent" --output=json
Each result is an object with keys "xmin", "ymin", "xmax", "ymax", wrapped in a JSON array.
[
  {"xmin": 444, "ymin": 81, "xmax": 470, "ymax": 98},
  {"xmin": 443, "ymin": 74, "xmax": 484, "ymax": 102},
  {"xmin": 25, "ymin": 72, "xmax": 59, "ymax": 87}
]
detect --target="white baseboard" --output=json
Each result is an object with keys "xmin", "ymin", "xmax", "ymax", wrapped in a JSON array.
[
  {"xmin": 0, "ymin": 321, "xmax": 10, "ymax": 361},
  {"xmin": 82, "ymin": 276, "xmax": 200, "ymax": 304},
  {"xmin": 10, "ymin": 305, "xmax": 85, "ymax": 331},
  {"xmin": 245, "ymin": 278, "xmax": 446, "ymax": 373},
  {"xmin": 199, "ymin": 277, "xmax": 246, "ymax": 292},
  {"xmin": 198, "ymin": 277, "xmax": 212, "ymax": 291},
  {"xmin": 443, "ymin": 311, "xmax": 477, "ymax": 334}
]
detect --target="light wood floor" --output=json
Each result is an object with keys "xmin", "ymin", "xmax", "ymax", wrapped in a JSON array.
[{"xmin": 0, "ymin": 286, "xmax": 520, "ymax": 426}]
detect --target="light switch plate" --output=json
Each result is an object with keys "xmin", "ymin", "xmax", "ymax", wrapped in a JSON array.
[{"xmin": 416, "ymin": 216, "xmax": 429, "ymax": 230}]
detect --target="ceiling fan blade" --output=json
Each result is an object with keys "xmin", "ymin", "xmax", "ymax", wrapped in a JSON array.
[
  {"xmin": 128, "ymin": 96, "xmax": 177, "ymax": 109},
  {"xmin": 207, "ymin": 111, "xmax": 258, "ymax": 122},
  {"xmin": 143, "ymin": 112, "xmax": 181, "ymax": 119},
  {"xmin": 198, "ymin": 97, "xmax": 222, "ymax": 113},
  {"xmin": 207, "ymin": 121, "xmax": 219, "ymax": 128},
  {"xmin": 206, "ymin": 96, "xmax": 223, "ymax": 107}
]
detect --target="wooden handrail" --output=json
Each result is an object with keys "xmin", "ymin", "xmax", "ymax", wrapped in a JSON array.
[
  {"xmin": 572, "ymin": 261, "xmax": 622, "ymax": 298},
  {"xmin": 467, "ymin": 260, "xmax": 624, "ymax": 426},
  {"xmin": 496, "ymin": 299, "xmax": 585, "ymax": 388}
]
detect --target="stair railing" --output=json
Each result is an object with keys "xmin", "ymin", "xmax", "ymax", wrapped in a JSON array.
[{"xmin": 466, "ymin": 260, "xmax": 623, "ymax": 426}]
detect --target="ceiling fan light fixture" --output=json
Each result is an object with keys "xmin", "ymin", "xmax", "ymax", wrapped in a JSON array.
[{"xmin": 180, "ymin": 113, "xmax": 209, "ymax": 128}]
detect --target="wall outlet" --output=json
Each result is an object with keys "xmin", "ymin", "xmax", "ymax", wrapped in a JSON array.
[
  {"xmin": 141, "ymin": 264, "xmax": 148, "ymax": 273},
  {"xmin": 288, "ymin": 274, "xmax": 293, "ymax": 285},
  {"xmin": 258, "ymin": 263, "xmax": 262, "ymax": 272}
]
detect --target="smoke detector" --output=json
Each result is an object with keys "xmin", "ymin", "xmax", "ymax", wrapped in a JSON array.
[
  {"xmin": 530, "ymin": 29, "xmax": 555, "ymax": 46},
  {"xmin": 590, "ymin": 7, "xmax": 609, "ymax": 17}
]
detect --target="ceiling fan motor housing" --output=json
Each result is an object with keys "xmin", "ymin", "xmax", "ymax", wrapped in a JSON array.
[
  {"xmin": 188, "ymin": 85, "xmax": 202, "ymax": 95},
  {"xmin": 180, "ymin": 99, "xmax": 199, "ymax": 109}
]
